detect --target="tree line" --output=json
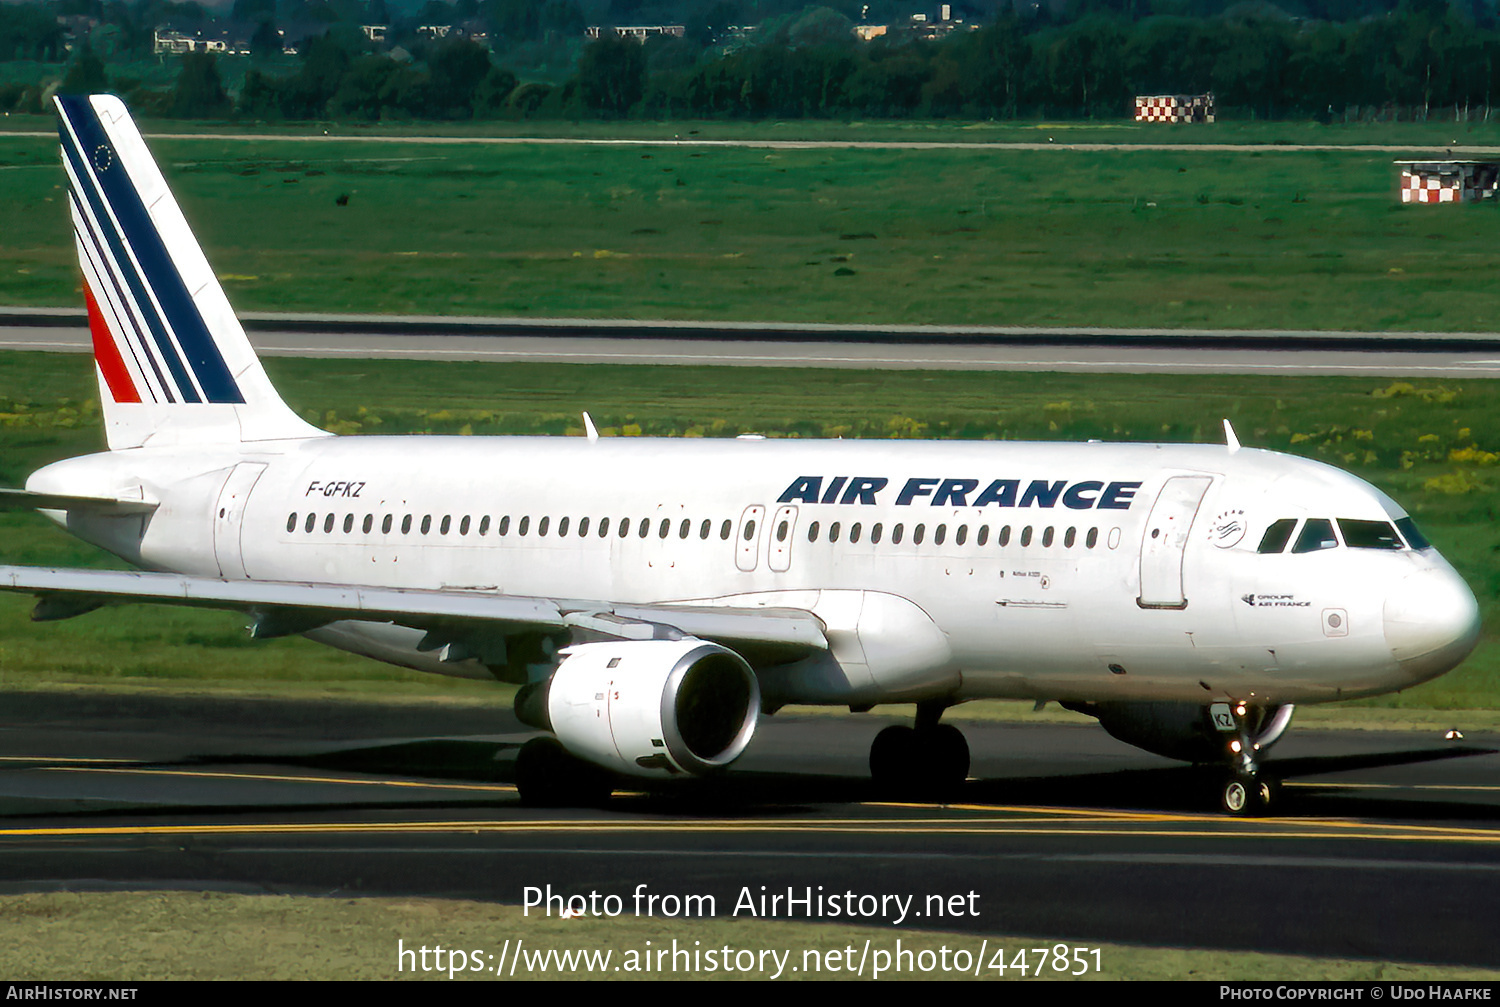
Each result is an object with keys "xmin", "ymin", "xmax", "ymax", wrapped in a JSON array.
[{"xmin": 3, "ymin": 0, "xmax": 1500, "ymax": 121}]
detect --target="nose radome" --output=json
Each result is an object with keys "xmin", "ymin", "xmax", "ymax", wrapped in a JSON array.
[{"xmin": 1384, "ymin": 567, "xmax": 1482, "ymax": 680}]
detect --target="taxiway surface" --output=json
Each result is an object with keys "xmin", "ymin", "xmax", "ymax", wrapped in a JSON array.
[
  {"xmin": 1, "ymin": 690, "xmax": 1496, "ymax": 967},
  {"xmin": 10, "ymin": 312, "xmax": 1500, "ymax": 377}
]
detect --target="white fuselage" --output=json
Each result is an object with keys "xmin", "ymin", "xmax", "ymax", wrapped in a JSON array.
[{"xmin": 30, "ymin": 433, "xmax": 1478, "ymax": 710}]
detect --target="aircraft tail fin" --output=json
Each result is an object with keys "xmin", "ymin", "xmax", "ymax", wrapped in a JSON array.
[{"xmin": 55, "ymin": 94, "xmax": 325, "ymax": 450}]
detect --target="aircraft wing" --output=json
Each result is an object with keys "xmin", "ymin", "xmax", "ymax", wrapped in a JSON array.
[{"xmin": 0, "ymin": 564, "xmax": 828, "ymax": 671}]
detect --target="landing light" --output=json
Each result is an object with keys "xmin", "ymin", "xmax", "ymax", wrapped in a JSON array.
[{"xmin": 1229, "ymin": 740, "xmax": 1242, "ymax": 753}]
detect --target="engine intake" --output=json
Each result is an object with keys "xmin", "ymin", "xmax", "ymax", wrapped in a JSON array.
[{"xmin": 516, "ymin": 638, "xmax": 760, "ymax": 778}]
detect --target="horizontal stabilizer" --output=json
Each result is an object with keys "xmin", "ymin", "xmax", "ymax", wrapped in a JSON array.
[{"xmin": 0, "ymin": 488, "xmax": 157, "ymax": 514}]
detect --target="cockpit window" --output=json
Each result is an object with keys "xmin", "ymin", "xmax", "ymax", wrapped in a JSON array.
[
  {"xmin": 1291, "ymin": 518, "xmax": 1339, "ymax": 554},
  {"xmin": 1257, "ymin": 519, "xmax": 1298, "ymax": 554},
  {"xmin": 1395, "ymin": 516, "xmax": 1432, "ymax": 551},
  {"xmin": 1338, "ymin": 519, "xmax": 1403, "ymax": 551}
]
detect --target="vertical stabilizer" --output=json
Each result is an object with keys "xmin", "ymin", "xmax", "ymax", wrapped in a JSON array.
[{"xmin": 55, "ymin": 94, "xmax": 326, "ymax": 450}]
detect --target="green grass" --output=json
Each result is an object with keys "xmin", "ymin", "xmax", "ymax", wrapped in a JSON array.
[
  {"xmin": 5, "ymin": 132, "xmax": 1500, "ymax": 330},
  {"xmin": 6, "ymin": 891, "xmax": 1493, "ymax": 980},
  {"xmin": 0, "ymin": 351, "xmax": 1498, "ymax": 710}
]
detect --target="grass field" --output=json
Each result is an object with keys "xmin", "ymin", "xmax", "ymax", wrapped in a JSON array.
[
  {"xmin": 4, "ymin": 129, "xmax": 1500, "ymax": 330},
  {"xmin": 7, "ymin": 891, "xmax": 1493, "ymax": 981},
  {"xmin": 0, "ymin": 351, "xmax": 1496, "ymax": 711}
]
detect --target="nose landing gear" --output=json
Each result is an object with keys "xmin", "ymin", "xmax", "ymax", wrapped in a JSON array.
[{"xmin": 1212, "ymin": 701, "xmax": 1284, "ymax": 816}]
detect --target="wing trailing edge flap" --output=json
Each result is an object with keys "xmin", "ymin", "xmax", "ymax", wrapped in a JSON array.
[
  {"xmin": 0, "ymin": 565, "xmax": 829, "ymax": 661},
  {"xmin": 0, "ymin": 488, "xmax": 157, "ymax": 514}
]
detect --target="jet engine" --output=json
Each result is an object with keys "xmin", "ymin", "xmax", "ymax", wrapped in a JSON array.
[
  {"xmin": 1065, "ymin": 700, "xmax": 1294, "ymax": 763},
  {"xmin": 515, "ymin": 638, "xmax": 760, "ymax": 778}
]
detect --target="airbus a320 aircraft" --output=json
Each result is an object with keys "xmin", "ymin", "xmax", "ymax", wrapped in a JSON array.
[{"xmin": 0, "ymin": 95, "xmax": 1482, "ymax": 815}]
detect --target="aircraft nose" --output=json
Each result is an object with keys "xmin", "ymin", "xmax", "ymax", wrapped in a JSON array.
[{"xmin": 1384, "ymin": 567, "xmax": 1481, "ymax": 680}]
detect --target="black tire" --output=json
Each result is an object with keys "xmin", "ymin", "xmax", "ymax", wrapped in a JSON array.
[
  {"xmin": 869, "ymin": 725, "xmax": 917, "ymax": 789},
  {"xmin": 1220, "ymin": 778, "xmax": 1251, "ymax": 815},
  {"xmin": 515, "ymin": 737, "xmax": 613, "ymax": 808},
  {"xmin": 1220, "ymin": 775, "xmax": 1270, "ymax": 817},
  {"xmin": 926, "ymin": 723, "xmax": 971, "ymax": 787}
]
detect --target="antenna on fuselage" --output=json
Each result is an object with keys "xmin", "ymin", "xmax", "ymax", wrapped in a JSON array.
[
  {"xmin": 1223, "ymin": 419, "xmax": 1241, "ymax": 454},
  {"xmin": 583, "ymin": 412, "xmax": 599, "ymax": 444}
]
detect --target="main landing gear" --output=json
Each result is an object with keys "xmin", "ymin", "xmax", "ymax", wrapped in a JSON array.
[
  {"xmin": 1212, "ymin": 701, "xmax": 1284, "ymax": 817},
  {"xmin": 869, "ymin": 701, "xmax": 970, "ymax": 798}
]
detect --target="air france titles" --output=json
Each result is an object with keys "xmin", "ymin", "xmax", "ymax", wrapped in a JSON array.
[{"xmin": 777, "ymin": 476, "xmax": 1141, "ymax": 511}]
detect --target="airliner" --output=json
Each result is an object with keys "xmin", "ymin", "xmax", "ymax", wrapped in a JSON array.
[{"xmin": 0, "ymin": 95, "xmax": 1482, "ymax": 815}]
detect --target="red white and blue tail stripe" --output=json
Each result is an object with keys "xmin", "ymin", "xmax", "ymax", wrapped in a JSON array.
[{"xmin": 56, "ymin": 95, "xmax": 325, "ymax": 448}]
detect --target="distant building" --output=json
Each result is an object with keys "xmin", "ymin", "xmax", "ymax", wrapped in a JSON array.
[
  {"xmin": 1396, "ymin": 161, "xmax": 1500, "ymax": 203},
  {"xmin": 153, "ymin": 24, "xmax": 252, "ymax": 56},
  {"xmin": 584, "ymin": 25, "xmax": 686, "ymax": 41},
  {"xmin": 361, "ymin": 24, "xmax": 388, "ymax": 43},
  {"xmin": 1134, "ymin": 94, "xmax": 1215, "ymax": 123}
]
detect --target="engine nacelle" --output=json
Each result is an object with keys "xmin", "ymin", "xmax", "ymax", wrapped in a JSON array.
[
  {"xmin": 517, "ymin": 638, "xmax": 760, "ymax": 778},
  {"xmin": 1066, "ymin": 701, "xmax": 1294, "ymax": 764}
]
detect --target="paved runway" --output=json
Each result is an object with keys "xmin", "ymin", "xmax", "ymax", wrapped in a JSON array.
[
  {"xmin": 9, "ymin": 312, "xmax": 1500, "ymax": 377},
  {"xmin": 2, "ymin": 690, "xmax": 1497, "ymax": 967}
]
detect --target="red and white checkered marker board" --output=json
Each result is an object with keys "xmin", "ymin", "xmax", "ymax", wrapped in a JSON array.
[
  {"xmin": 1402, "ymin": 172, "xmax": 1459, "ymax": 203},
  {"xmin": 1134, "ymin": 95, "xmax": 1214, "ymax": 123}
]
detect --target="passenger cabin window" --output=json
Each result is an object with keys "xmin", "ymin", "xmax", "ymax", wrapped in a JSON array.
[
  {"xmin": 807, "ymin": 521, "xmax": 820, "ymax": 542},
  {"xmin": 287, "ymin": 513, "xmax": 297, "ymax": 533},
  {"xmin": 383, "ymin": 515, "xmax": 393, "ymax": 534},
  {"xmin": 849, "ymin": 522, "xmax": 862, "ymax": 543},
  {"xmin": 1338, "ymin": 519, "xmax": 1403, "ymax": 550},
  {"xmin": 1292, "ymin": 518, "xmax": 1338, "ymax": 554},
  {"xmin": 363, "ymin": 515, "xmax": 374, "ymax": 534},
  {"xmin": 1257, "ymin": 519, "xmax": 1297, "ymax": 554},
  {"xmin": 558, "ymin": 517, "xmax": 569, "ymax": 537},
  {"xmin": 343, "ymin": 514, "xmax": 354, "ymax": 533}
]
